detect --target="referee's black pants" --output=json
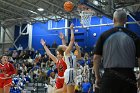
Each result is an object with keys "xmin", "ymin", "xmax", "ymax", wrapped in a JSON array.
[{"xmin": 99, "ymin": 68, "xmax": 137, "ymax": 93}]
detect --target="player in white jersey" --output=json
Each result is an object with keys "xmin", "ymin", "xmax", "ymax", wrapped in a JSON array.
[
  {"xmin": 64, "ymin": 52, "xmax": 77, "ymax": 85},
  {"xmin": 58, "ymin": 23, "xmax": 81, "ymax": 93}
]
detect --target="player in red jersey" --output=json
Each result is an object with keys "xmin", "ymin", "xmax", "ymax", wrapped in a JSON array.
[
  {"xmin": 0, "ymin": 55, "xmax": 16, "ymax": 93},
  {"xmin": 55, "ymin": 58, "xmax": 67, "ymax": 89},
  {"xmin": 40, "ymin": 39, "xmax": 67, "ymax": 93}
]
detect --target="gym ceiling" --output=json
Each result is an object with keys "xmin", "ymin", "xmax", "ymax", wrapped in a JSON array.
[{"xmin": 0, "ymin": 0, "xmax": 140, "ymax": 27}]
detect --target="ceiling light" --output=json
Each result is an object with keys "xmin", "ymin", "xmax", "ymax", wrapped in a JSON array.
[
  {"xmin": 93, "ymin": 1, "xmax": 99, "ymax": 6},
  {"xmin": 28, "ymin": 10, "xmax": 38, "ymax": 14},
  {"xmin": 38, "ymin": 8, "xmax": 44, "ymax": 11}
]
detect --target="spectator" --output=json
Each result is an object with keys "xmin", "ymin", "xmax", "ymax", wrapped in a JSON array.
[
  {"xmin": 12, "ymin": 50, "xmax": 18, "ymax": 61},
  {"xmin": 82, "ymin": 79, "xmax": 91, "ymax": 93},
  {"xmin": 18, "ymin": 44, "xmax": 23, "ymax": 51},
  {"xmin": 21, "ymin": 63, "xmax": 27, "ymax": 73},
  {"xmin": 47, "ymin": 70, "xmax": 57, "ymax": 93},
  {"xmin": 51, "ymin": 41, "xmax": 58, "ymax": 49}
]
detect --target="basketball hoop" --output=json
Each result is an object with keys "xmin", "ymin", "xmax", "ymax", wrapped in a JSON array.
[
  {"xmin": 77, "ymin": 4, "xmax": 94, "ymax": 28},
  {"xmin": 80, "ymin": 10, "xmax": 94, "ymax": 27}
]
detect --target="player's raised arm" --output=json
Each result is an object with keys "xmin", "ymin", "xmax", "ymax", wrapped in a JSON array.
[
  {"xmin": 40, "ymin": 39, "xmax": 58, "ymax": 63},
  {"xmin": 74, "ymin": 42, "xmax": 81, "ymax": 59},
  {"xmin": 59, "ymin": 32, "xmax": 66, "ymax": 45},
  {"xmin": 65, "ymin": 23, "xmax": 75, "ymax": 55}
]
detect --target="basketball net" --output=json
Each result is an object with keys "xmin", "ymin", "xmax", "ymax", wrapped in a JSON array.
[
  {"xmin": 78, "ymin": 4, "xmax": 95, "ymax": 28},
  {"xmin": 80, "ymin": 10, "xmax": 93, "ymax": 28}
]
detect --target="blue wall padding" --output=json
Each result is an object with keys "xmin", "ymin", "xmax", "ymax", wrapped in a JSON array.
[
  {"xmin": 32, "ymin": 21, "xmax": 65, "ymax": 50},
  {"xmin": 71, "ymin": 18, "xmax": 81, "ymax": 26},
  {"xmin": 127, "ymin": 14, "xmax": 140, "ymax": 37},
  {"xmin": 134, "ymin": 12, "xmax": 140, "ymax": 20},
  {"xmin": 52, "ymin": 20, "xmax": 65, "ymax": 28},
  {"xmin": 88, "ymin": 27, "xmax": 100, "ymax": 47},
  {"xmin": 87, "ymin": 25, "xmax": 112, "ymax": 47},
  {"xmin": 127, "ymin": 23, "xmax": 140, "ymax": 37},
  {"xmin": 102, "ymin": 16, "xmax": 113, "ymax": 24},
  {"xmin": 91, "ymin": 16, "xmax": 100, "ymax": 25}
]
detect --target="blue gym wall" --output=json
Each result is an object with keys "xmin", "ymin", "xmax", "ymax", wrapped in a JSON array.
[
  {"xmin": 14, "ymin": 12, "xmax": 140, "ymax": 52},
  {"xmin": 127, "ymin": 12, "xmax": 140, "ymax": 37},
  {"xmin": 31, "ymin": 16, "xmax": 113, "ymax": 52},
  {"xmin": 32, "ymin": 20, "xmax": 65, "ymax": 51}
]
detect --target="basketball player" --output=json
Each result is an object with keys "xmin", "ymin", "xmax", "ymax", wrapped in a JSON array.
[
  {"xmin": 40, "ymin": 39, "xmax": 67, "ymax": 93},
  {"xmin": 0, "ymin": 55, "xmax": 16, "ymax": 93},
  {"xmin": 58, "ymin": 23, "xmax": 81, "ymax": 93}
]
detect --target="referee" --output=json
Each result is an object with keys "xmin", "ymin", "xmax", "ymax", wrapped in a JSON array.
[{"xmin": 93, "ymin": 9, "xmax": 140, "ymax": 93}]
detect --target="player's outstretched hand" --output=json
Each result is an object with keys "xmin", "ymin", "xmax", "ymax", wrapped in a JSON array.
[
  {"xmin": 70, "ymin": 23, "xmax": 74, "ymax": 30},
  {"xmin": 59, "ymin": 32, "xmax": 64, "ymax": 39},
  {"xmin": 40, "ymin": 39, "xmax": 46, "ymax": 46}
]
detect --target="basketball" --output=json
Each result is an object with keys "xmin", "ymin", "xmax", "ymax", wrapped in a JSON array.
[{"xmin": 64, "ymin": 1, "xmax": 74, "ymax": 12}]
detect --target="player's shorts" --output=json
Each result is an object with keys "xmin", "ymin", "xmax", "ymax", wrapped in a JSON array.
[
  {"xmin": 55, "ymin": 77, "xmax": 64, "ymax": 89},
  {"xmin": 0, "ymin": 78, "xmax": 12, "ymax": 88},
  {"xmin": 64, "ymin": 68, "xmax": 76, "ymax": 85}
]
